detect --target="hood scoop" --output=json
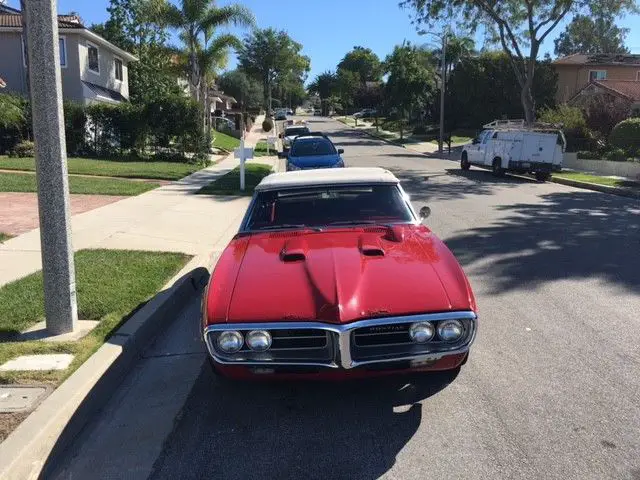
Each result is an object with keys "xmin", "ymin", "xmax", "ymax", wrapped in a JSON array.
[
  {"xmin": 280, "ymin": 237, "xmax": 307, "ymax": 262},
  {"xmin": 359, "ymin": 234, "xmax": 385, "ymax": 257}
]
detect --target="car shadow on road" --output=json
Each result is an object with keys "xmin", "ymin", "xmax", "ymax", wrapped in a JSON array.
[
  {"xmin": 149, "ymin": 365, "xmax": 460, "ymax": 480},
  {"xmin": 445, "ymin": 190, "xmax": 640, "ymax": 293}
]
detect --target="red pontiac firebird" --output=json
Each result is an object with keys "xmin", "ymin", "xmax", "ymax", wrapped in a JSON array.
[{"xmin": 202, "ymin": 167, "xmax": 477, "ymax": 380}]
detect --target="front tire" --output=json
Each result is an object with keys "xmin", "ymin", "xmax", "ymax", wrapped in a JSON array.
[
  {"xmin": 492, "ymin": 158, "xmax": 505, "ymax": 177},
  {"xmin": 535, "ymin": 171, "xmax": 551, "ymax": 182},
  {"xmin": 461, "ymin": 153, "xmax": 470, "ymax": 171}
]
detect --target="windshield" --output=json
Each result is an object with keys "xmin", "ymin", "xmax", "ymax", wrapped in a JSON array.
[
  {"xmin": 290, "ymin": 138, "xmax": 336, "ymax": 157},
  {"xmin": 285, "ymin": 127, "xmax": 309, "ymax": 137},
  {"xmin": 246, "ymin": 185, "xmax": 414, "ymax": 231}
]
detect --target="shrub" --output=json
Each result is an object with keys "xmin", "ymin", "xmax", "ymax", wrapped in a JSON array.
[
  {"xmin": 63, "ymin": 101, "xmax": 87, "ymax": 156},
  {"xmin": 576, "ymin": 150, "xmax": 601, "ymax": 160},
  {"xmin": 609, "ymin": 118, "xmax": 640, "ymax": 154},
  {"xmin": 604, "ymin": 148, "xmax": 628, "ymax": 162},
  {"xmin": 10, "ymin": 140, "xmax": 35, "ymax": 157},
  {"xmin": 539, "ymin": 105, "xmax": 594, "ymax": 152},
  {"xmin": 583, "ymin": 96, "xmax": 631, "ymax": 136},
  {"xmin": 262, "ymin": 118, "xmax": 273, "ymax": 132}
]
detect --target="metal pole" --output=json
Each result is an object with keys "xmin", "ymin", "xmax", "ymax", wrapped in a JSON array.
[
  {"xmin": 438, "ymin": 32, "xmax": 446, "ymax": 155},
  {"xmin": 239, "ymin": 137, "xmax": 246, "ymax": 191},
  {"xmin": 25, "ymin": 0, "xmax": 78, "ymax": 335}
]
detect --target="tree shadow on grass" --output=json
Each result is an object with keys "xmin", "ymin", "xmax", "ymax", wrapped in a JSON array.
[{"xmin": 445, "ymin": 190, "xmax": 640, "ymax": 293}]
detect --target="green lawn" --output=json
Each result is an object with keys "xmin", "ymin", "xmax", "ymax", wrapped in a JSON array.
[
  {"xmin": 553, "ymin": 171, "xmax": 640, "ymax": 189},
  {"xmin": 253, "ymin": 142, "xmax": 276, "ymax": 157},
  {"xmin": 212, "ymin": 129, "xmax": 240, "ymax": 152},
  {"xmin": 197, "ymin": 163, "xmax": 273, "ymax": 196},
  {"xmin": 0, "ymin": 172, "xmax": 160, "ymax": 195},
  {"xmin": 0, "ymin": 249, "xmax": 190, "ymax": 386},
  {"xmin": 0, "ymin": 232, "xmax": 13, "ymax": 243},
  {"xmin": 429, "ymin": 135, "xmax": 473, "ymax": 145},
  {"xmin": 0, "ymin": 156, "xmax": 199, "ymax": 181}
]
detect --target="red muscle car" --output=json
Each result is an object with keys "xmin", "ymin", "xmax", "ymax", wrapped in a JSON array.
[{"xmin": 202, "ymin": 167, "xmax": 477, "ymax": 380}]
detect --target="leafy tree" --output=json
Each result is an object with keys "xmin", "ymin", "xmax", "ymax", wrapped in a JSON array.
[
  {"xmin": 238, "ymin": 28, "xmax": 310, "ymax": 115},
  {"xmin": 91, "ymin": 0, "xmax": 182, "ymax": 104},
  {"xmin": 384, "ymin": 44, "xmax": 436, "ymax": 139},
  {"xmin": 444, "ymin": 51, "xmax": 557, "ymax": 129},
  {"xmin": 554, "ymin": 15, "xmax": 629, "ymax": 56},
  {"xmin": 308, "ymin": 71, "xmax": 337, "ymax": 115},
  {"xmin": 337, "ymin": 46, "xmax": 383, "ymax": 84},
  {"xmin": 0, "ymin": 94, "xmax": 25, "ymax": 130},
  {"xmin": 402, "ymin": 0, "xmax": 638, "ymax": 124},
  {"xmin": 217, "ymin": 69, "xmax": 263, "ymax": 110},
  {"xmin": 335, "ymin": 69, "xmax": 360, "ymax": 110}
]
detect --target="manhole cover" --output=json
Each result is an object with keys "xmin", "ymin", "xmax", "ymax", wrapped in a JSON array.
[{"xmin": 0, "ymin": 386, "xmax": 48, "ymax": 413}]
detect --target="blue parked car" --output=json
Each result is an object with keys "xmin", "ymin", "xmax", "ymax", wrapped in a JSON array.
[{"xmin": 286, "ymin": 134, "xmax": 344, "ymax": 171}]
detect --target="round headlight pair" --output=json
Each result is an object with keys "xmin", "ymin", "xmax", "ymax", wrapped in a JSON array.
[
  {"xmin": 216, "ymin": 330, "xmax": 272, "ymax": 353},
  {"xmin": 409, "ymin": 320, "xmax": 465, "ymax": 343}
]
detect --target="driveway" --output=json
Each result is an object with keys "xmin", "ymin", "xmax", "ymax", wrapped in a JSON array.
[
  {"xmin": 0, "ymin": 193, "xmax": 125, "ymax": 236},
  {"xmin": 45, "ymin": 117, "xmax": 640, "ymax": 480}
]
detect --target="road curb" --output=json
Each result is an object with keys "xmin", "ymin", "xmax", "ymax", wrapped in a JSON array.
[
  {"xmin": 551, "ymin": 176, "xmax": 640, "ymax": 200},
  {"xmin": 0, "ymin": 258, "xmax": 210, "ymax": 480}
]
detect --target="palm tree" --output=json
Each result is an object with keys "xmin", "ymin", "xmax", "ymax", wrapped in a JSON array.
[{"xmin": 161, "ymin": 0, "xmax": 254, "ymax": 102}]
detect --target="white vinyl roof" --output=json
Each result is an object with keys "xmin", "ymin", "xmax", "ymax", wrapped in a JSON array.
[{"xmin": 255, "ymin": 167, "xmax": 399, "ymax": 191}]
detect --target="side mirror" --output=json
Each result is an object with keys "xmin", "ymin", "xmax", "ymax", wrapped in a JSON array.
[
  {"xmin": 337, "ymin": 148, "xmax": 344, "ymax": 154},
  {"xmin": 419, "ymin": 206, "xmax": 431, "ymax": 220},
  {"xmin": 471, "ymin": 138, "xmax": 479, "ymax": 145},
  {"xmin": 277, "ymin": 151, "xmax": 287, "ymax": 159}
]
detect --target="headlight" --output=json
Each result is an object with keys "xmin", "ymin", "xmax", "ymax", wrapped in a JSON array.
[
  {"xmin": 437, "ymin": 320, "xmax": 464, "ymax": 342},
  {"xmin": 284, "ymin": 138, "xmax": 291, "ymax": 146},
  {"xmin": 246, "ymin": 330, "xmax": 272, "ymax": 351},
  {"xmin": 217, "ymin": 331, "xmax": 243, "ymax": 353},
  {"xmin": 333, "ymin": 159, "xmax": 344, "ymax": 168},
  {"xmin": 287, "ymin": 162, "xmax": 301, "ymax": 171},
  {"xmin": 409, "ymin": 322, "xmax": 435, "ymax": 343}
]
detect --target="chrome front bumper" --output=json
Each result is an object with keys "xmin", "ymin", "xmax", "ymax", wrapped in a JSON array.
[{"xmin": 203, "ymin": 311, "xmax": 477, "ymax": 370}]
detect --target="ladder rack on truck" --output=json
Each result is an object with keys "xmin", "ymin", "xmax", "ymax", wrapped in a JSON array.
[{"xmin": 483, "ymin": 119, "xmax": 563, "ymax": 131}]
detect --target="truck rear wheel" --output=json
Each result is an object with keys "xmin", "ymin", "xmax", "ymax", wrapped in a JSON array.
[
  {"xmin": 492, "ymin": 158, "xmax": 505, "ymax": 177},
  {"xmin": 535, "ymin": 172, "xmax": 551, "ymax": 182},
  {"xmin": 461, "ymin": 153, "xmax": 470, "ymax": 171}
]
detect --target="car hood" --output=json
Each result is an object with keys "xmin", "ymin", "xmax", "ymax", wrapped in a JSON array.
[
  {"xmin": 206, "ymin": 226, "xmax": 476, "ymax": 325},
  {"xmin": 288, "ymin": 154, "xmax": 341, "ymax": 167}
]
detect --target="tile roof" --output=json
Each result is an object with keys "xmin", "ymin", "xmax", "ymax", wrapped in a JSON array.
[
  {"xmin": 554, "ymin": 53, "xmax": 640, "ymax": 66},
  {"xmin": 0, "ymin": 13, "xmax": 84, "ymax": 29},
  {"xmin": 592, "ymin": 80, "xmax": 640, "ymax": 101}
]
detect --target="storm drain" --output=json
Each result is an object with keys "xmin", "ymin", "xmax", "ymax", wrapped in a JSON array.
[{"xmin": 0, "ymin": 386, "xmax": 48, "ymax": 413}]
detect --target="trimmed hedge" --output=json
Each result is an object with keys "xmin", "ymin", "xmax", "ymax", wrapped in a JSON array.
[
  {"xmin": 262, "ymin": 118, "xmax": 274, "ymax": 132},
  {"xmin": 609, "ymin": 118, "xmax": 640, "ymax": 155}
]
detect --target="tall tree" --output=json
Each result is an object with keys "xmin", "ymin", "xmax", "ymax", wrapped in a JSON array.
[
  {"xmin": 384, "ymin": 44, "xmax": 436, "ymax": 139},
  {"xmin": 401, "ymin": 0, "xmax": 638, "ymax": 124},
  {"xmin": 337, "ymin": 46, "xmax": 383, "ymax": 84},
  {"xmin": 217, "ymin": 69, "xmax": 263, "ymax": 110},
  {"xmin": 238, "ymin": 28, "xmax": 310, "ymax": 115},
  {"xmin": 160, "ymin": 0, "xmax": 254, "ymax": 103},
  {"xmin": 308, "ymin": 71, "xmax": 337, "ymax": 115},
  {"xmin": 554, "ymin": 15, "xmax": 630, "ymax": 56},
  {"xmin": 91, "ymin": 0, "xmax": 181, "ymax": 103}
]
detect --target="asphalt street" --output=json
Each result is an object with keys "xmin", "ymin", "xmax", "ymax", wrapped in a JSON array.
[{"xmin": 49, "ymin": 117, "xmax": 640, "ymax": 480}]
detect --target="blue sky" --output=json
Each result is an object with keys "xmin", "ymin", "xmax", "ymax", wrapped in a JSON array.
[{"xmin": 7, "ymin": 0, "xmax": 640, "ymax": 81}]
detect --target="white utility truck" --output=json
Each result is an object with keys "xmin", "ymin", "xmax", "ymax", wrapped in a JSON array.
[{"xmin": 460, "ymin": 120, "xmax": 566, "ymax": 181}]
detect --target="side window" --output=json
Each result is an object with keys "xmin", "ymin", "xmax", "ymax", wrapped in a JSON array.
[
  {"xmin": 87, "ymin": 43, "xmax": 99, "ymax": 74},
  {"xmin": 114, "ymin": 58, "xmax": 123, "ymax": 81},
  {"xmin": 589, "ymin": 70, "xmax": 606, "ymax": 81},
  {"xmin": 481, "ymin": 131, "xmax": 492, "ymax": 144}
]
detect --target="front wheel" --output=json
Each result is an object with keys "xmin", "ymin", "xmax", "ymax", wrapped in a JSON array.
[
  {"xmin": 535, "ymin": 171, "xmax": 551, "ymax": 182},
  {"xmin": 461, "ymin": 153, "xmax": 470, "ymax": 171},
  {"xmin": 492, "ymin": 158, "xmax": 505, "ymax": 177}
]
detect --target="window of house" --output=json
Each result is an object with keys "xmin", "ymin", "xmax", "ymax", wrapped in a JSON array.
[
  {"xmin": 636, "ymin": 71, "xmax": 640, "ymax": 81},
  {"xmin": 114, "ymin": 58, "xmax": 123, "ymax": 81},
  {"xmin": 59, "ymin": 37, "xmax": 67, "ymax": 68},
  {"xmin": 589, "ymin": 70, "xmax": 607, "ymax": 81},
  {"xmin": 22, "ymin": 36, "xmax": 66, "ymax": 67},
  {"xmin": 87, "ymin": 43, "xmax": 99, "ymax": 74}
]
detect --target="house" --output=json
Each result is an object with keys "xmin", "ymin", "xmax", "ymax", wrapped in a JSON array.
[
  {"xmin": 210, "ymin": 91, "xmax": 237, "ymax": 114},
  {"xmin": 0, "ymin": 8, "xmax": 137, "ymax": 104},
  {"xmin": 553, "ymin": 53, "xmax": 640, "ymax": 104},
  {"xmin": 569, "ymin": 79, "xmax": 640, "ymax": 116}
]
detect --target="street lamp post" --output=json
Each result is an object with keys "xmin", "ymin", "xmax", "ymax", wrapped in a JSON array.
[
  {"xmin": 438, "ymin": 33, "xmax": 447, "ymax": 155},
  {"xmin": 24, "ymin": 0, "xmax": 78, "ymax": 335}
]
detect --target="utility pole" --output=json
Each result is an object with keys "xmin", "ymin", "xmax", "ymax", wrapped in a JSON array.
[
  {"xmin": 438, "ymin": 31, "xmax": 447, "ymax": 155},
  {"xmin": 24, "ymin": 0, "xmax": 78, "ymax": 335}
]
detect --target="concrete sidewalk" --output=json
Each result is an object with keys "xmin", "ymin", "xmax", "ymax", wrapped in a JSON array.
[{"xmin": 0, "ymin": 151, "xmax": 276, "ymax": 287}]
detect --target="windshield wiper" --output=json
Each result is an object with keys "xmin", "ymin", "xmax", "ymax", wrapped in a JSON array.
[
  {"xmin": 328, "ymin": 220, "xmax": 379, "ymax": 226},
  {"xmin": 256, "ymin": 224, "xmax": 322, "ymax": 231}
]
